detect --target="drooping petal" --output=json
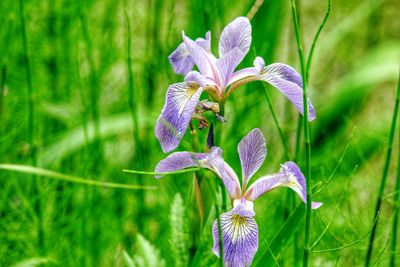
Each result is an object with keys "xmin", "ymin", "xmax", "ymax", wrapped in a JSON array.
[
  {"xmin": 168, "ymin": 32, "xmax": 211, "ymax": 75},
  {"xmin": 228, "ymin": 56, "xmax": 264, "ymax": 86},
  {"xmin": 219, "ymin": 17, "xmax": 252, "ymax": 57},
  {"xmin": 212, "ymin": 201, "xmax": 258, "ymax": 267},
  {"xmin": 215, "ymin": 47, "xmax": 245, "ymax": 88},
  {"xmin": 244, "ymin": 161, "xmax": 322, "ymax": 209},
  {"xmin": 182, "ymin": 32, "xmax": 219, "ymax": 81},
  {"xmin": 155, "ymin": 82, "xmax": 203, "ymax": 152},
  {"xmin": 238, "ymin": 128, "xmax": 266, "ymax": 186},
  {"xmin": 229, "ymin": 61, "xmax": 316, "ymax": 121},
  {"xmin": 155, "ymin": 147, "xmax": 241, "ymax": 199},
  {"xmin": 258, "ymin": 63, "xmax": 316, "ymax": 121}
]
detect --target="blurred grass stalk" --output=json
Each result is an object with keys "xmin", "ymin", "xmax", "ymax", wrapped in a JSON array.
[
  {"xmin": 365, "ymin": 68, "xmax": 400, "ymax": 266},
  {"xmin": 124, "ymin": 5, "xmax": 146, "ymax": 234},
  {"xmin": 290, "ymin": 1, "xmax": 313, "ymax": 266},
  {"xmin": 389, "ymin": 68, "xmax": 400, "ymax": 267},
  {"xmin": 291, "ymin": 0, "xmax": 331, "ymax": 266},
  {"xmin": 19, "ymin": 0, "xmax": 44, "ymax": 254}
]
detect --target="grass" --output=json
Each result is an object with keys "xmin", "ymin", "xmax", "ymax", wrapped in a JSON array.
[{"xmin": 0, "ymin": 0, "xmax": 399, "ymax": 266}]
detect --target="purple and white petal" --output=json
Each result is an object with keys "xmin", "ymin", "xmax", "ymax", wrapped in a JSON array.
[
  {"xmin": 184, "ymin": 71, "xmax": 207, "ymax": 87},
  {"xmin": 212, "ymin": 202, "xmax": 258, "ymax": 267},
  {"xmin": 238, "ymin": 128, "xmax": 267, "ymax": 186},
  {"xmin": 195, "ymin": 31, "xmax": 211, "ymax": 52},
  {"xmin": 244, "ymin": 161, "xmax": 322, "ymax": 209},
  {"xmin": 215, "ymin": 47, "xmax": 245, "ymax": 88},
  {"xmin": 206, "ymin": 147, "xmax": 241, "ymax": 199},
  {"xmin": 258, "ymin": 63, "xmax": 316, "ymax": 121},
  {"xmin": 155, "ymin": 151, "xmax": 208, "ymax": 178},
  {"xmin": 168, "ymin": 32, "xmax": 211, "ymax": 75},
  {"xmin": 168, "ymin": 43, "xmax": 195, "ymax": 75},
  {"xmin": 182, "ymin": 32, "xmax": 219, "ymax": 81},
  {"xmin": 219, "ymin": 17, "xmax": 252, "ymax": 57},
  {"xmin": 228, "ymin": 56, "xmax": 265, "ymax": 86},
  {"xmin": 155, "ymin": 82, "xmax": 203, "ymax": 153},
  {"xmin": 154, "ymin": 146, "xmax": 241, "ymax": 199}
]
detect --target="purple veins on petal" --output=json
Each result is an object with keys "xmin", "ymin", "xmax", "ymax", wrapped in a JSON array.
[
  {"xmin": 244, "ymin": 161, "xmax": 322, "ymax": 209},
  {"xmin": 155, "ymin": 151, "xmax": 207, "ymax": 178},
  {"xmin": 184, "ymin": 71, "xmax": 207, "ymax": 87},
  {"xmin": 238, "ymin": 128, "xmax": 267, "ymax": 186},
  {"xmin": 219, "ymin": 16, "xmax": 252, "ymax": 57},
  {"xmin": 155, "ymin": 82, "xmax": 203, "ymax": 153},
  {"xmin": 168, "ymin": 32, "xmax": 211, "ymax": 75},
  {"xmin": 258, "ymin": 63, "xmax": 316, "ymax": 121},
  {"xmin": 212, "ymin": 202, "xmax": 258, "ymax": 267},
  {"xmin": 182, "ymin": 32, "xmax": 218, "ymax": 82},
  {"xmin": 216, "ymin": 47, "xmax": 245, "ymax": 88},
  {"xmin": 154, "ymin": 146, "xmax": 241, "ymax": 199}
]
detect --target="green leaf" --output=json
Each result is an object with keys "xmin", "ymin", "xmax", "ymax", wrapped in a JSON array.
[{"xmin": 254, "ymin": 204, "xmax": 304, "ymax": 266}]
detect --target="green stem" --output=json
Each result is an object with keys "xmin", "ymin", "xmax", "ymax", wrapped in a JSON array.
[
  {"xmin": 78, "ymin": 0, "xmax": 102, "ymax": 159},
  {"xmin": 19, "ymin": 0, "xmax": 43, "ymax": 254},
  {"xmin": 290, "ymin": 1, "xmax": 312, "ymax": 266},
  {"xmin": 305, "ymin": 0, "xmax": 331, "ymax": 82},
  {"xmin": 389, "ymin": 68, "xmax": 400, "ymax": 267},
  {"xmin": 365, "ymin": 68, "xmax": 400, "ymax": 266},
  {"xmin": 262, "ymin": 87, "xmax": 290, "ymax": 161}
]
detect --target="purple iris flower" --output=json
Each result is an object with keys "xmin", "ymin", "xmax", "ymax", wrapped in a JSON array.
[
  {"xmin": 155, "ymin": 128, "xmax": 322, "ymax": 267},
  {"xmin": 155, "ymin": 17, "xmax": 316, "ymax": 153}
]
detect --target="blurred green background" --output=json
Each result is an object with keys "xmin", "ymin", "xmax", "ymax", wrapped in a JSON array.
[{"xmin": 0, "ymin": 0, "xmax": 399, "ymax": 266}]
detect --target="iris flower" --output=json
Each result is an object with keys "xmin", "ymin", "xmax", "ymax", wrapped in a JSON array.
[
  {"xmin": 155, "ymin": 128, "xmax": 321, "ymax": 266},
  {"xmin": 156, "ymin": 17, "xmax": 316, "ymax": 152}
]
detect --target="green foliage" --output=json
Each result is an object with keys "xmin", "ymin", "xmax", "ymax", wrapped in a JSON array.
[
  {"xmin": 169, "ymin": 193, "xmax": 189, "ymax": 267},
  {"xmin": 0, "ymin": 0, "xmax": 399, "ymax": 266}
]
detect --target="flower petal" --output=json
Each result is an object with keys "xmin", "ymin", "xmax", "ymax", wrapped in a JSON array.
[
  {"xmin": 155, "ymin": 82, "xmax": 203, "ymax": 152},
  {"xmin": 155, "ymin": 147, "xmax": 241, "ymax": 199},
  {"xmin": 215, "ymin": 47, "xmax": 245, "ymax": 87},
  {"xmin": 168, "ymin": 43, "xmax": 195, "ymax": 75},
  {"xmin": 219, "ymin": 17, "xmax": 252, "ymax": 57},
  {"xmin": 244, "ymin": 161, "xmax": 322, "ymax": 209},
  {"xmin": 182, "ymin": 32, "xmax": 219, "ymax": 81},
  {"xmin": 238, "ymin": 128, "xmax": 267, "ymax": 186},
  {"xmin": 229, "ymin": 60, "xmax": 316, "ymax": 121},
  {"xmin": 168, "ymin": 32, "xmax": 211, "ymax": 75},
  {"xmin": 212, "ymin": 204, "xmax": 258, "ymax": 267},
  {"xmin": 258, "ymin": 63, "xmax": 316, "ymax": 121}
]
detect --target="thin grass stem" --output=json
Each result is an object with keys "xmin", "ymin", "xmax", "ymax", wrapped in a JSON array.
[
  {"xmin": 365, "ymin": 67, "xmax": 400, "ymax": 267},
  {"xmin": 290, "ymin": 1, "xmax": 312, "ymax": 266},
  {"xmin": 19, "ymin": 0, "xmax": 44, "ymax": 254},
  {"xmin": 389, "ymin": 68, "xmax": 400, "ymax": 267},
  {"xmin": 262, "ymin": 87, "xmax": 290, "ymax": 160},
  {"xmin": 0, "ymin": 164, "xmax": 155, "ymax": 190}
]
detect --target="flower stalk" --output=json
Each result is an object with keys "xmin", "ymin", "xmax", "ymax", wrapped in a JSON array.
[{"xmin": 290, "ymin": 1, "xmax": 313, "ymax": 266}]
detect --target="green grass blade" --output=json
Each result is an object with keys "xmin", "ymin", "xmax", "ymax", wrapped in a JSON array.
[{"xmin": 0, "ymin": 164, "xmax": 155, "ymax": 190}]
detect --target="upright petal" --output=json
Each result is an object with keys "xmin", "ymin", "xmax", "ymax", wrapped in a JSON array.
[
  {"xmin": 258, "ymin": 63, "xmax": 316, "ymax": 121},
  {"xmin": 219, "ymin": 17, "xmax": 252, "ymax": 57},
  {"xmin": 182, "ymin": 32, "xmax": 219, "ymax": 82},
  {"xmin": 168, "ymin": 32, "xmax": 211, "ymax": 75},
  {"xmin": 155, "ymin": 147, "xmax": 241, "ymax": 199},
  {"xmin": 238, "ymin": 128, "xmax": 266, "ymax": 186},
  {"xmin": 244, "ymin": 161, "xmax": 322, "ymax": 209},
  {"xmin": 212, "ymin": 202, "xmax": 258, "ymax": 267},
  {"xmin": 215, "ymin": 47, "xmax": 245, "ymax": 88},
  {"xmin": 155, "ymin": 82, "xmax": 203, "ymax": 152},
  {"xmin": 168, "ymin": 43, "xmax": 195, "ymax": 75}
]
